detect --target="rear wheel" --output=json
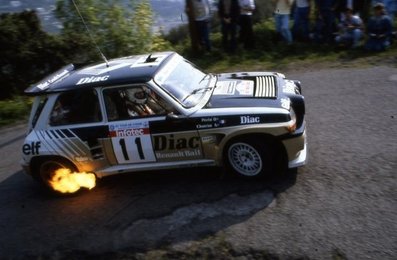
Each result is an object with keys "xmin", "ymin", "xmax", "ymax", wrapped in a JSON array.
[
  {"xmin": 37, "ymin": 159, "xmax": 77, "ymax": 192},
  {"xmin": 225, "ymin": 137, "xmax": 278, "ymax": 178}
]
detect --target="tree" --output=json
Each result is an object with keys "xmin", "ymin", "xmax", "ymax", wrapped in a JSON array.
[
  {"xmin": 0, "ymin": 11, "xmax": 65, "ymax": 99},
  {"xmin": 55, "ymin": 0, "xmax": 168, "ymax": 63}
]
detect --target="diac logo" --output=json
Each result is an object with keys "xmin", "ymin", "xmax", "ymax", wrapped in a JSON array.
[
  {"xmin": 154, "ymin": 134, "xmax": 200, "ymax": 151},
  {"xmin": 76, "ymin": 75, "xmax": 109, "ymax": 85},
  {"xmin": 240, "ymin": 116, "xmax": 260, "ymax": 124}
]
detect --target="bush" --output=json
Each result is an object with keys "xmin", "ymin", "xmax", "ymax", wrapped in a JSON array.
[{"xmin": 0, "ymin": 98, "xmax": 31, "ymax": 126}]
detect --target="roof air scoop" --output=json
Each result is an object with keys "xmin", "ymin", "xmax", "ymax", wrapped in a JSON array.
[{"xmin": 145, "ymin": 54, "xmax": 157, "ymax": 63}]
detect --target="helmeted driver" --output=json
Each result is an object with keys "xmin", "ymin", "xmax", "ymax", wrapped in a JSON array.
[{"xmin": 125, "ymin": 87, "xmax": 154, "ymax": 116}]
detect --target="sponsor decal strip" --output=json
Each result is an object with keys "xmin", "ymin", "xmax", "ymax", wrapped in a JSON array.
[
  {"xmin": 54, "ymin": 130, "xmax": 81, "ymax": 156},
  {"xmin": 50, "ymin": 130, "xmax": 76, "ymax": 157},
  {"xmin": 46, "ymin": 130, "xmax": 75, "ymax": 158},
  {"xmin": 194, "ymin": 114, "xmax": 289, "ymax": 129},
  {"xmin": 61, "ymin": 129, "xmax": 87, "ymax": 155}
]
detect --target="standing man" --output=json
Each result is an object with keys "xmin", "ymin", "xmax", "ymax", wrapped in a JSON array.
[
  {"xmin": 274, "ymin": 0, "xmax": 294, "ymax": 44},
  {"xmin": 186, "ymin": 0, "xmax": 212, "ymax": 52},
  {"xmin": 315, "ymin": 0, "xmax": 338, "ymax": 43},
  {"xmin": 292, "ymin": 0, "xmax": 311, "ymax": 41},
  {"xmin": 239, "ymin": 0, "xmax": 256, "ymax": 49},
  {"xmin": 218, "ymin": 0, "xmax": 240, "ymax": 53}
]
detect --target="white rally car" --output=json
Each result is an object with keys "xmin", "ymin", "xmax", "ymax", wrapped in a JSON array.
[{"xmin": 21, "ymin": 52, "xmax": 307, "ymax": 192}]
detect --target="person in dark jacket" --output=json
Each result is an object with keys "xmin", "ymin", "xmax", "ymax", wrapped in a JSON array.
[
  {"xmin": 315, "ymin": 0, "xmax": 338, "ymax": 43},
  {"xmin": 238, "ymin": 0, "xmax": 256, "ymax": 49},
  {"xmin": 218, "ymin": 0, "xmax": 240, "ymax": 52},
  {"xmin": 365, "ymin": 3, "xmax": 394, "ymax": 51}
]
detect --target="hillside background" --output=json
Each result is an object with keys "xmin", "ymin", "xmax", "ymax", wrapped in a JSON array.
[
  {"xmin": 0, "ymin": 0, "xmax": 275, "ymax": 33},
  {"xmin": 0, "ymin": 0, "xmax": 187, "ymax": 32}
]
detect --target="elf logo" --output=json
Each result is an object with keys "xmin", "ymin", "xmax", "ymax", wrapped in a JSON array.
[
  {"xmin": 76, "ymin": 75, "xmax": 109, "ymax": 85},
  {"xmin": 22, "ymin": 142, "xmax": 41, "ymax": 155}
]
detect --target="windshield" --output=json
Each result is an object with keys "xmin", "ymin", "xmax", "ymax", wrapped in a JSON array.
[{"xmin": 154, "ymin": 56, "xmax": 213, "ymax": 108}]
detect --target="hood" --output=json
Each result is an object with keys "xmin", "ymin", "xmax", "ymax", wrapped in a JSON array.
[{"xmin": 207, "ymin": 72, "xmax": 285, "ymax": 109}]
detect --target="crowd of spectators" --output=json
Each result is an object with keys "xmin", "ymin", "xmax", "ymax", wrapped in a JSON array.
[
  {"xmin": 281, "ymin": 0, "xmax": 395, "ymax": 51},
  {"xmin": 187, "ymin": 0, "xmax": 396, "ymax": 53},
  {"xmin": 309, "ymin": 0, "xmax": 395, "ymax": 51}
]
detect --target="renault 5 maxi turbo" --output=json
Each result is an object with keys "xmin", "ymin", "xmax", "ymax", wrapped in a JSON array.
[{"xmin": 21, "ymin": 51, "xmax": 307, "ymax": 192}]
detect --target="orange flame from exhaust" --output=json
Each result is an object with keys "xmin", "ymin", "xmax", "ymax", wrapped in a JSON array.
[{"xmin": 49, "ymin": 168, "xmax": 96, "ymax": 193}]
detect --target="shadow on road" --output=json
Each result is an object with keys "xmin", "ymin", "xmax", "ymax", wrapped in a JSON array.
[{"xmin": 0, "ymin": 168, "xmax": 297, "ymax": 258}]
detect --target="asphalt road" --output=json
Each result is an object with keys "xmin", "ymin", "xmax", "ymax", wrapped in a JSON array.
[{"xmin": 0, "ymin": 66, "xmax": 396, "ymax": 260}]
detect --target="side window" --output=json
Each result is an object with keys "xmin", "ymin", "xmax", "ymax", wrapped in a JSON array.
[
  {"xmin": 103, "ymin": 86, "xmax": 174, "ymax": 121},
  {"xmin": 49, "ymin": 89, "xmax": 102, "ymax": 126}
]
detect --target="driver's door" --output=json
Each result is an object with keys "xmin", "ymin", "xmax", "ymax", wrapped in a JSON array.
[{"xmin": 103, "ymin": 85, "xmax": 203, "ymax": 165}]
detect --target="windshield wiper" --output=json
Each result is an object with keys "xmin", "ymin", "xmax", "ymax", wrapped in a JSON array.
[
  {"xmin": 182, "ymin": 86, "xmax": 213, "ymax": 102},
  {"xmin": 199, "ymin": 73, "xmax": 212, "ymax": 84}
]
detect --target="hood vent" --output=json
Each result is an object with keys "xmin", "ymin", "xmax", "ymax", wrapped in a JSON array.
[{"xmin": 255, "ymin": 76, "xmax": 277, "ymax": 98}]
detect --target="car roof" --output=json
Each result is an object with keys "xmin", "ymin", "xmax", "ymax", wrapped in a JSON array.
[{"xmin": 25, "ymin": 51, "xmax": 176, "ymax": 95}]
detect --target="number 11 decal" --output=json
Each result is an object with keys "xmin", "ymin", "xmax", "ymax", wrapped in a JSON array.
[
  {"xmin": 135, "ymin": 137, "xmax": 145, "ymax": 160},
  {"xmin": 113, "ymin": 135, "xmax": 155, "ymax": 164}
]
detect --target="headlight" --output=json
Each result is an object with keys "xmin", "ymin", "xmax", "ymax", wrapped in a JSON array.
[{"xmin": 286, "ymin": 107, "xmax": 297, "ymax": 133}]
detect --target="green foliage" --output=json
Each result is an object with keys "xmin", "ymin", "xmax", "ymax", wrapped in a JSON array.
[
  {"xmin": 165, "ymin": 25, "xmax": 190, "ymax": 45},
  {"xmin": 55, "ymin": 0, "xmax": 168, "ymax": 62},
  {"xmin": 0, "ymin": 0, "xmax": 173, "ymax": 102},
  {"xmin": 0, "ymin": 11, "xmax": 66, "ymax": 100},
  {"xmin": 252, "ymin": 0, "xmax": 275, "ymax": 23},
  {"xmin": 0, "ymin": 98, "xmax": 31, "ymax": 126}
]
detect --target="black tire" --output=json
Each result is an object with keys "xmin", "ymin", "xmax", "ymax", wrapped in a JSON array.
[
  {"xmin": 37, "ymin": 158, "xmax": 77, "ymax": 193},
  {"xmin": 225, "ymin": 137, "xmax": 278, "ymax": 178}
]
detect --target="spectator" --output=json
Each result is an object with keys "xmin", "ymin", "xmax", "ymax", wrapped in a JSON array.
[
  {"xmin": 218, "ymin": 0, "xmax": 240, "ymax": 53},
  {"xmin": 274, "ymin": 0, "xmax": 294, "ymax": 44},
  {"xmin": 292, "ymin": 0, "xmax": 311, "ymax": 41},
  {"xmin": 315, "ymin": 0, "xmax": 338, "ymax": 43},
  {"xmin": 335, "ymin": 8, "xmax": 363, "ymax": 48},
  {"xmin": 373, "ymin": 0, "xmax": 397, "ymax": 20},
  {"xmin": 311, "ymin": 11, "xmax": 326, "ymax": 43},
  {"xmin": 186, "ymin": 0, "xmax": 212, "ymax": 52},
  {"xmin": 239, "ymin": 0, "xmax": 256, "ymax": 49},
  {"xmin": 335, "ymin": 0, "xmax": 367, "ymax": 20},
  {"xmin": 365, "ymin": 3, "xmax": 394, "ymax": 51}
]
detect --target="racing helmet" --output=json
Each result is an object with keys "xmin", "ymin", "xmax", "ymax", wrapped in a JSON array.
[{"xmin": 126, "ymin": 88, "xmax": 148, "ymax": 104}]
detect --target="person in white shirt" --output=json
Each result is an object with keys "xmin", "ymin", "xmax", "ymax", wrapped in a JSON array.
[
  {"xmin": 239, "ymin": 0, "xmax": 256, "ymax": 49},
  {"xmin": 274, "ymin": 0, "xmax": 294, "ymax": 44}
]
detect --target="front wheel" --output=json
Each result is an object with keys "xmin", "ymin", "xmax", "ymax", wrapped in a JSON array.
[{"xmin": 225, "ymin": 138, "xmax": 278, "ymax": 178}]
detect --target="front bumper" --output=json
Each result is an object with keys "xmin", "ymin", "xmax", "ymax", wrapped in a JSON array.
[{"xmin": 281, "ymin": 126, "xmax": 307, "ymax": 169}]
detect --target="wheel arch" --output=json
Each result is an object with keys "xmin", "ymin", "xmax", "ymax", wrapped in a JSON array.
[
  {"xmin": 30, "ymin": 155, "xmax": 78, "ymax": 180},
  {"xmin": 220, "ymin": 132, "xmax": 288, "ymax": 169}
]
